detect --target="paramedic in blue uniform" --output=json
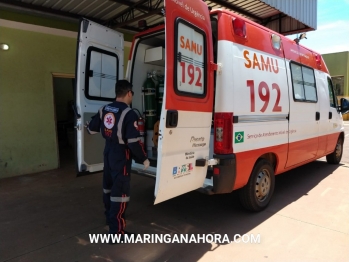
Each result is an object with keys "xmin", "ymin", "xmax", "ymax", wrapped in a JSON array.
[{"xmin": 86, "ymin": 80, "xmax": 149, "ymax": 239}]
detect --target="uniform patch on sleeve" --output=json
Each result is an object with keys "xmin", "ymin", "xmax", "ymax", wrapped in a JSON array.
[{"xmin": 104, "ymin": 113, "xmax": 115, "ymax": 129}]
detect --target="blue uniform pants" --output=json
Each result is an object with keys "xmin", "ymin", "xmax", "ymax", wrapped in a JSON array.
[{"xmin": 103, "ymin": 144, "xmax": 131, "ymax": 234}]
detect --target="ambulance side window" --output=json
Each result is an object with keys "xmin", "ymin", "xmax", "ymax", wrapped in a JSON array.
[
  {"xmin": 85, "ymin": 47, "xmax": 119, "ymax": 101},
  {"xmin": 290, "ymin": 63, "xmax": 305, "ymax": 100},
  {"xmin": 175, "ymin": 19, "xmax": 207, "ymax": 97},
  {"xmin": 327, "ymin": 77, "xmax": 337, "ymax": 108},
  {"xmin": 290, "ymin": 62, "xmax": 317, "ymax": 102}
]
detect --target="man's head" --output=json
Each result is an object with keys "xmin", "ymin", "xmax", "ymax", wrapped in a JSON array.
[{"xmin": 115, "ymin": 80, "xmax": 134, "ymax": 105}]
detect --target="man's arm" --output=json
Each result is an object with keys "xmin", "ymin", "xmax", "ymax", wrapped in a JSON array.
[
  {"xmin": 124, "ymin": 111, "xmax": 149, "ymax": 167},
  {"xmin": 86, "ymin": 107, "xmax": 103, "ymax": 134}
]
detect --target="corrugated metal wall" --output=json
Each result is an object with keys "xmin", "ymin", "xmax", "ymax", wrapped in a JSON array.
[{"xmin": 263, "ymin": 0, "xmax": 317, "ymax": 29}]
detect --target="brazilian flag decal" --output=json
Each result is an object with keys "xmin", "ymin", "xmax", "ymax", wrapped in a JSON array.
[{"xmin": 234, "ymin": 131, "xmax": 244, "ymax": 143}]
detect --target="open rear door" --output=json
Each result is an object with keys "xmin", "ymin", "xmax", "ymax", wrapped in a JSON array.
[
  {"xmin": 154, "ymin": 0, "xmax": 214, "ymax": 203},
  {"xmin": 75, "ymin": 19, "xmax": 123, "ymax": 174}
]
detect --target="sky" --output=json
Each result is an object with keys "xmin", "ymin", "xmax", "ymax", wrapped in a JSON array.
[{"xmin": 286, "ymin": 0, "xmax": 349, "ymax": 54}]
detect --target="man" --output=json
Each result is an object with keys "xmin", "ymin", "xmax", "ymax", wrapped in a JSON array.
[{"xmin": 87, "ymin": 80, "xmax": 149, "ymax": 242}]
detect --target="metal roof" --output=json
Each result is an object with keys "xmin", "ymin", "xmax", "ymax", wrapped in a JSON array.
[{"xmin": 0, "ymin": 0, "xmax": 317, "ymax": 35}]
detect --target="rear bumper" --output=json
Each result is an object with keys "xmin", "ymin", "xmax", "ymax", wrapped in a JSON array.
[{"xmin": 212, "ymin": 154, "xmax": 236, "ymax": 194}]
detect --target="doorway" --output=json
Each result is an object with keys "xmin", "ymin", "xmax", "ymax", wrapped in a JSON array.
[{"xmin": 53, "ymin": 75, "xmax": 75, "ymax": 168}]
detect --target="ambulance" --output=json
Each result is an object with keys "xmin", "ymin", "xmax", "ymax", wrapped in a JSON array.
[{"xmin": 74, "ymin": 0, "xmax": 349, "ymax": 211}]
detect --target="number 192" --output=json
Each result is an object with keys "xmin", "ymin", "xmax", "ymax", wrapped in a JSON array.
[
  {"xmin": 179, "ymin": 62, "xmax": 203, "ymax": 87},
  {"xmin": 247, "ymin": 80, "xmax": 282, "ymax": 112}
]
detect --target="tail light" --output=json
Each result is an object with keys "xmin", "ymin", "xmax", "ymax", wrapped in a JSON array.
[{"xmin": 214, "ymin": 113, "xmax": 233, "ymax": 154}]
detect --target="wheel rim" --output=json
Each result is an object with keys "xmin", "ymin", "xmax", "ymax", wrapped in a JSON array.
[
  {"xmin": 255, "ymin": 169, "xmax": 271, "ymax": 202},
  {"xmin": 335, "ymin": 141, "xmax": 342, "ymax": 159}
]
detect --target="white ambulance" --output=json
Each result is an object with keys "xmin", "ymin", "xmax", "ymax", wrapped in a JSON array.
[{"xmin": 75, "ymin": 0, "xmax": 349, "ymax": 211}]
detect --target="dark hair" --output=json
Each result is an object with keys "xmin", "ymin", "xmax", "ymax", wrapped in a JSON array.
[{"xmin": 115, "ymin": 80, "xmax": 132, "ymax": 98}]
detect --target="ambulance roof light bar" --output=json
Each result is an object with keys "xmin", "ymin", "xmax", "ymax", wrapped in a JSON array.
[
  {"xmin": 232, "ymin": 17, "xmax": 246, "ymax": 38},
  {"xmin": 271, "ymin": 34, "xmax": 281, "ymax": 50}
]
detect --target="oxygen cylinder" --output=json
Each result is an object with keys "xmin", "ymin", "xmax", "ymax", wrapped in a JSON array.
[
  {"xmin": 143, "ymin": 72, "xmax": 157, "ymax": 130},
  {"xmin": 157, "ymin": 74, "xmax": 164, "ymax": 118}
]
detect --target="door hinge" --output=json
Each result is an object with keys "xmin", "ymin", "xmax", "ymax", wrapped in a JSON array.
[
  {"xmin": 82, "ymin": 19, "xmax": 89, "ymax": 33},
  {"xmin": 210, "ymin": 61, "xmax": 218, "ymax": 71},
  {"xmin": 210, "ymin": 62, "xmax": 222, "ymax": 75}
]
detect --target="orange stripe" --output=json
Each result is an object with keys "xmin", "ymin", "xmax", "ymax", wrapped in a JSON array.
[
  {"xmin": 116, "ymin": 199, "xmax": 123, "ymax": 234},
  {"xmin": 138, "ymin": 141, "xmax": 147, "ymax": 156},
  {"xmin": 119, "ymin": 194, "xmax": 127, "ymax": 233},
  {"xmin": 121, "ymin": 203, "xmax": 126, "ymax": 229},
  {"xmin": 125, "ymin": 149, "xmax": 130, "ymax": 176},
  {"xmin": 233, "ymin": 132, "xmax": 341, "ymax": 190},
  {"xmin": 116, "ymin": 196, "xmax": 127, "ymax": 234}
]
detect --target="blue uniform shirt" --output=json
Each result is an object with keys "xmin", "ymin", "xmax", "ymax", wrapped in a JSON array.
[{"xmin": 88, "ymin": 101, "xmax": 147, "ymax": 163}]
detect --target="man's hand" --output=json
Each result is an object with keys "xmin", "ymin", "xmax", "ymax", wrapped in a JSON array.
[
  {"xmin": 143, "ymin": 159, "xmax": 150, "ymax": 170},
  {"xmin": 85, "ymin": 121, "xmax": 89, "ymax": 128}
]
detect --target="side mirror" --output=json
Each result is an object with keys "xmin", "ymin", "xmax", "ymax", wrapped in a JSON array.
[{"xmin": 340, "ymin": 98, "xmax": 349, "ymax": 115}]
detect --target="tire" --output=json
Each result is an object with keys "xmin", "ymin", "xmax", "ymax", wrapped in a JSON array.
[
  {"xmin": 326, "ymin": 136, "xmax": 343, "ymax": 165},
  {"xmin": 239, "ymin": 159, "xmax": 275, "ymax": 212}
]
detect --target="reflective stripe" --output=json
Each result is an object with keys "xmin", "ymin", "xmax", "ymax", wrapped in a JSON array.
[
  {"xmin": 103, "ymin": 189, "xmax": 111, "ymax": 194},
  {"xmin": 110, "ymin": 196, "xmax": 130, "ymax": 202},
  {"xmin": 117, "ymin": 107, "xmax": 131, "ymax": 144},
  {"xmin": 237, "ymin": 114, "xmax": 288, "ymax": 123},
  {"xmin": 99, "ymin": 106, "xmax": 104, "ymax": 120},
  {"xmin": 127, "ymin": 137, "xmax": 140, "ymax": 143}
]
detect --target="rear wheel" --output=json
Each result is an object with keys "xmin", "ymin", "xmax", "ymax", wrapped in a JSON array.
[
  {"xmin": 239, "ymin": 159, "xmax": 275, "ymax": 212},
  {"xmin": 326, "ymin": 136, "xmax": 343, "ymax": 164}
]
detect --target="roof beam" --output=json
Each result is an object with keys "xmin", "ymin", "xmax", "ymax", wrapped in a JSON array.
[
  {"xmin": 109, "ymin": 0, "xmax": 150, "ymax": 13},
  {"xmin": 106, "ymin": 0, "xmax": 149, "ymax": 15},
  {"xmin": 114, "ymin": 8, "xmax": 163, "ymax": 28},
  {"xmin": 0, "ymin": 0, "xmax": 102, "ymax": 23},
  {"xmin": 106, "ymin": 0, "xmax": 163, "ymax": 28},
  {"xmin": 120, "ymin": 25, "xmax": 142, "ymax": 32},
  {"xmin": 209, "ymin": 0, "xmax": 261, "ymax": 21},
  {"xmin": 107, "ymin": 0, "xmax": 150, "ymax": 23}
]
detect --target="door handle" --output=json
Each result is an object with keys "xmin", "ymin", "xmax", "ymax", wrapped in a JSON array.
[
  {"xmin": 316, "ymin": 112, "xmax": 320, "ymax": 121},
  {"xmin": 329, "ymin": 112, "xmax": 332, "ymax": 119},
  {"xmin": 166, "ymin": 110, "xmax": 178, "ymax": 128}
]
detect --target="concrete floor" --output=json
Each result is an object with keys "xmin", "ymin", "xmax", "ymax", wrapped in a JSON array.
[{"xmin": 1, "ymin": 124, "xmax": 349, "ymax": 262}]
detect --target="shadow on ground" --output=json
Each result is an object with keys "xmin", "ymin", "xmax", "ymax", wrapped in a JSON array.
[{"xmin": 0, "ymin": 156, "xmax": 344, "ymax": 262}]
